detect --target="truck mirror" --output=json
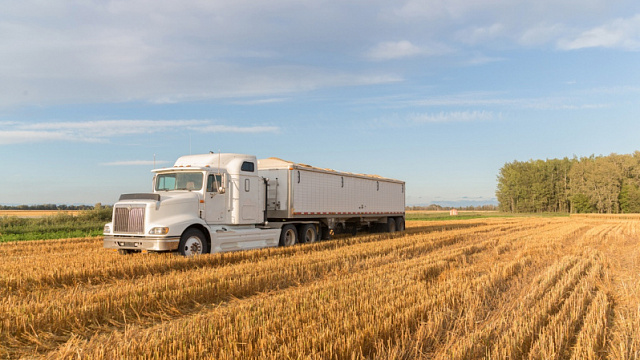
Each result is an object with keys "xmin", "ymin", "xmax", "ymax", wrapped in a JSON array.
[{"xmin": 218, "ymin": 173, "xmax": 226, "ymax": 194}]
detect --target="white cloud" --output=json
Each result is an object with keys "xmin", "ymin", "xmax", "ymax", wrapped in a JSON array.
[
  {"xmin": 232, "ymin": 98, "xmax": 290, "ymax": 105},
  {"xmin": 196, "ymin": 125, "xmax": 279, "ymax": 133},
  {"xmin": 409, "ymin": 111, "xmax": 495, "ymax": 123},
  {"xmin": 558, "ymin": 14, "xmax": 640, "ymax": 50},
  {"xmin": 101, "ymin": 160, "xmax": 170, "ymax": 166},
  {"xmin": 463, "ymin": 54, "xmax": 506, "ymax": 65},
  {"xmin": 21, "ymin": 120, "xmax": 209, "ymax": 137},
  {"xmin": 367, "ymin": 40, "xmax": 451, "ymax": 60},
  {"xmin": 457, "ymin": 23, "xmax": 506, "ymax": 44},
  {"xmin": 0, "ymin": 120, "xmax": 280, "ymax": 145},
  {"xmin": 519, "ymin": 23, "xmax": 567, "ymax": 46},
  {"xmin": 367, "ymin": 41, "xmax": 423, "ymax": 60},
  {"xmin": 0, "ymin": 0, "xmax": 638, "ymax": 110},
  {"xmin": 0, "ymin": 1, "xmax": 406, "ymax": 108},
  {"xmin": 0, "ymin": 130, "xmax": 99, "ymax": 145},
  {"xmin": 409, "ymin": 92, "xmax": 517, "ymax": 107},
  {"xmin": 402, "ymin": 92, "xmax": 611, "ymax": 110}
]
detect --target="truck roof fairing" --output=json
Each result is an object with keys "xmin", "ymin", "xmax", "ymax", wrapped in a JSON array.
[{"xmin": 151, "ymin": 167, "xmax": 210, "ymax": 173}]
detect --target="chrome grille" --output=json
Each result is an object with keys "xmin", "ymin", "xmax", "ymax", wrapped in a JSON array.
[{"xmin": 113, "ymin": 206, "xmax": 146, "ymax": 234}]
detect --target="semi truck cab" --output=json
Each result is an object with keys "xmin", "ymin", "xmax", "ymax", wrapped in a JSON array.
[{"xmin": 103, "ymin": 153, "xmax": 280, "ymax": 255}]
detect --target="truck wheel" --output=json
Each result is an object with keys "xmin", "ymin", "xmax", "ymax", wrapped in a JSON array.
[
  {"xmin": 298, "ymin": 224, "xmax": 317, "ymax": 244},
  {"xmin": 387, "ymin": 218, "xmax": 396, "ymax": 233},
  {"xmin": 395, "ymin": 217, "xmax": 405, "ymax": 231},
  {"xmin": 279, "ymin": 225, "xmax": 297, "ymax": 246},
  {"xmin": 179, "ymin": 228, "xmax": 209, "ymax": 256}
]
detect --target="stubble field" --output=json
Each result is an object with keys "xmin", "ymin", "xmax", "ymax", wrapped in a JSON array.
[{"xmin": 1, "ymin": 216, "xmax": 639, "ymax": 359}]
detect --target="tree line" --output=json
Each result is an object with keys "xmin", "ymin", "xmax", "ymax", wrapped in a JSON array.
[
  {"xmin": 406, "ymin": 204, "xmax": 498, "ymax": 211},
  {"xmin": 496, "ymin": 152, "xmax": 640, "ymax": 213}
]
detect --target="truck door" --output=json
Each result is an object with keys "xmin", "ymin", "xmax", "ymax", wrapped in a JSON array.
[{"xmin": 205, "ymin": 173, "xmax": 227, "ymax": 224}]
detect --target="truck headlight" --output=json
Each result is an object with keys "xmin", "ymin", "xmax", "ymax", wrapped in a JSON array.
[
  {"xmin": 103, "ymin": 225, "xmax": 111, "ymax": 234},
  {"xmin": 149, "ymin": 227, "xmax": 169, "ymax": 235}
]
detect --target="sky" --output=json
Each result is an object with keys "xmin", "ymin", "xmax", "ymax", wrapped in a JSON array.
[{"xmin": 1, "ymin": 0, "xmax": 639, "ymax": 206}]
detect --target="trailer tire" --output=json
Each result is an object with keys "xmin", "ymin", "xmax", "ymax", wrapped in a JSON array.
[
  {"xmin": 279, "ymin": 225, "xmax": 297, "ymax": 246},
  {"xmin": 298, "ymin": 224, "xmax": 317, "ymax": 244},
  {"xmin": 395, "ymin": 217, "xmax": 405, "ymax": 231},
  {"xmin": 387, "ymin": 218, "xmax": 397, "ymax": 233},
  {"xmin": 179, "ymin": 228, "xmax": 209, "ymax": 256}
]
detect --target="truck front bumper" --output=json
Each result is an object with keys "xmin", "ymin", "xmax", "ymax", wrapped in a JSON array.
[{"xmin": 103, "ymin": 235, "xmax": 180, "ymax": 252}]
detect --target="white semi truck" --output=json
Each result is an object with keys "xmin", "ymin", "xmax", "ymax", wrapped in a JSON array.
[{"xmin": 103, "ymin": 153, "xmax": 405, "ymax": 256}]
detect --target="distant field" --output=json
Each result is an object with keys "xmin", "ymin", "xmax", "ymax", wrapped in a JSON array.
[
  {"xmin": 405, "ymin": 210, "xmax": 569, "ymax": 221},
  {"xmin": 0, "ymin": 210, "xmax": 82, "ymax": 218},
  {"xmin": 1, "ymin": 215, "xmax": 638, "ymax": 359}
]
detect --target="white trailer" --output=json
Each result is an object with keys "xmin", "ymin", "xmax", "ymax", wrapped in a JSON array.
[
  {"xmin": 103, "ymin": 153, "xmax": 405, "ymax": 256},
  {"xmin": 259, "ymin": 158, "xmax": 405, "ymax": 238}
]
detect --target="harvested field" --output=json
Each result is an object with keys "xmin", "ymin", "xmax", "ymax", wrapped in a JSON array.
[{"xmin": 1, "ymin": 216, "xmax": 639, "ymax": 359}]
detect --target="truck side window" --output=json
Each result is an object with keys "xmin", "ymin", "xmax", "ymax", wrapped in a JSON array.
[
  {"xmin": 241, "ymin": 161, "xmax": 255, "ymax": 172},
  {"xmin": 207, "ymin": 174, "xmax": 222, "ymax": 192}
]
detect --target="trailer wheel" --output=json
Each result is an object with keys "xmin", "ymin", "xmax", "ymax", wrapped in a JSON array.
[
  {"xmin": 179, "ymin": 228, "xmax": 209, "ymax": 256},
  {"xmin": 279, "ymin": 225, "xmax": 297, "ymax": 246},
  {"xmin": 387, "ymin": 218, "xmax": 397, "ymax": 233},
  {"xmin": 395, "ymin": 217, "xmax": 405, "ymax": 231},
  {"xmin": 298, "ymin": 224, "xmax": 317, "ymax": 244}
]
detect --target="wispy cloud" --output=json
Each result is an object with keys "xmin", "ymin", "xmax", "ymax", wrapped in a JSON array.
[
  {"xmin": 21, "ymin": 120, "xmax": 209, "ymax": 137},
  {"xmin": 102, "ymin": 160, "xmax": 170, "ymax": 166},
  {"xmin": 366, "ymin": 40, "xmax": 451, "ymax": 60},
  {"xmin": 402, "ymin": 92, "xmax": 610, "ymax": 110},
  {"xmin": 371, "ymin": 110, "xmax": 497, "ymax": 128},
  {"xmin": 0, "ymin": 0, "xmax": 637, "ymax": 110},
  {"xmin": 408, "ymin": 93, "xmax": 518, "ymax": 107},
  {"xmin": 519, "ymin": 23, "xmax": 568, "ymax": 46},
  {"xmin": 456, "ymin": 23, "xmax": 506, "ymax": 44},
  {"xmin": 231, "ymin": 98, "xmax": 290, "ymax": 105},
  {"xmin": 0, "ymin": 120, "xmax": 280, "ymax": 145},
  {"xmin": 0, "ymin": 130, "xmax": 92, "ymax": 145},
  {"xmin": 197, "ymin": 125, "xmax": 279, "ymax": 133},
  {"xmin": 558, "ymin": 14, "xmax": 640, "ymax": 50},
  {"xmin": 409, "ymin": 110, "xmax": 496, "ymax": 123},
  {"xmin": 367, "ymin": 41, "xmax": 423, "ymax": 60},
  {"xmin": 462, "ymin": 54, "xmax": 506, "ymax": 66}
]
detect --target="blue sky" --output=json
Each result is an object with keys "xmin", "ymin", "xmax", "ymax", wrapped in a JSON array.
[{"xmin": 1, "ymin": 0, "xmax": 639, "ymax": 206}]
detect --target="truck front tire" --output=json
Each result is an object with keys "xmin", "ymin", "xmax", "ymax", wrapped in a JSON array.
[
  {"xmin": 279, "ymin": 225, "xmax": 297, "ymax": 246},
  {"xmin": 179, "ymin": 228, "xmax": 209, "ymax": 256}
]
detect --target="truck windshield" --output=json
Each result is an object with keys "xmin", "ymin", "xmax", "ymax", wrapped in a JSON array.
[{"xmin": 156, "ymin": 172, "xmax": 204, "ymax": 191}]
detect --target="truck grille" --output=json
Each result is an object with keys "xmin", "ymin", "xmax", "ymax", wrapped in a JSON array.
[{"xmin": 113, "ymin": 206, "xmax": 146, "ymax": 234}]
